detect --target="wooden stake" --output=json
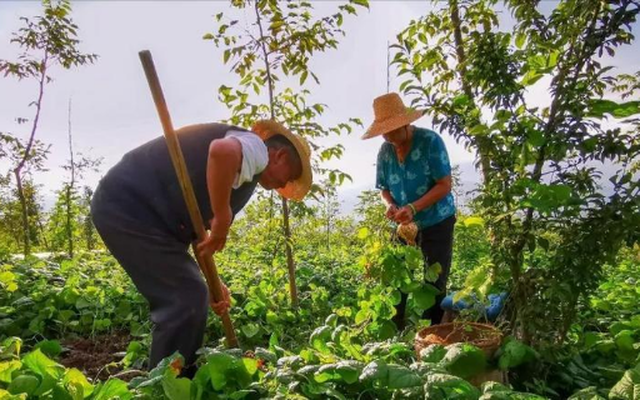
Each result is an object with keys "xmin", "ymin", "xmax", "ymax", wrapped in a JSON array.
[{"xmin": 138, "ymin": 50, "xmax": 238, "ymax": 347}]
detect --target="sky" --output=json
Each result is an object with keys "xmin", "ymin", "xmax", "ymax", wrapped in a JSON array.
[{"xmin": 0, "ymin": 1, "xmax": 638, "ymax": 212}]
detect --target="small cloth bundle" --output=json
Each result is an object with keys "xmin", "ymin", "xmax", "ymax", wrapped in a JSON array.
[{"xmin": 397, "ymin": 222, "xmax": 418, "ymax": 246}]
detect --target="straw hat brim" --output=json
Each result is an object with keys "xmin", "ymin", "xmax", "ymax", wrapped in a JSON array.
[
  {"xmin": 252, "ymin": 120, "xmax": 312, "ymax": 201},
  {"xmin": 361, "ymin": 109, "xmax": 423, "ymax": 140}
]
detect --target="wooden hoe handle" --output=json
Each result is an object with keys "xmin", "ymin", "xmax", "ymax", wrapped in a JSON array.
[{"xmin": 138, "ymin": 50, "xmax": 238, "ymax": 348}]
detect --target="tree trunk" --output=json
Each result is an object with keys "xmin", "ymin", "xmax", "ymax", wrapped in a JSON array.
[
  {"xmin": 15, "ymin": 171, "xmax": 30, "ymax": 256},
  {"xmin": 449, "ymin": 0, "xmax": 492, "ymax": 183},
  {"xmin": 255, "ymin": 0, "xmax": 299, "ymax": 307},
  {"xmin": 449, "ymin": 0, "xmax": 528, "ymax": 338},
  {"xmin": 12, "ymin": 53, "xmax": 48, "ymax": 258},
  {"xmin": 65, "ymin": 185, "xmax": 74, "ymax": 257},
  {"xmin": 37, "ymin": 218, "xmax": 50, "ymax": 251},
  {"xmin": 66, "ymin": 98, "xmax": 75, "ymax": 258},
  {"xmin": 282, "ymin": 197, "xmax": 299, "ymax": 307}
]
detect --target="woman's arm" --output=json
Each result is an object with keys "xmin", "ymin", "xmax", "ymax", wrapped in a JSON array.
[
  {"xmin": 412, "ymin": 175, "xmax": 451, "ymax": 212},
  {"xmin": 395, "ymin": 176, "xmax": 451, "ymax": 224}
]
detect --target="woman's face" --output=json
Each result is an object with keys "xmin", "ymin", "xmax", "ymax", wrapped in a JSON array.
[{"xmin": 382, "ymin": 125, "xmax": 410, "ymax": 146}]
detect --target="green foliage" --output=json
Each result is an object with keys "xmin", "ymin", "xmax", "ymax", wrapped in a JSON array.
[
  {"xmin": 0, "ymin": 255, "xmax": 147, "ymax": 341},
  {"xmin": 609, "ymin": 366, "xmax": 640, "ymax": 400},
  {"xmin": 0, "ymin": 0, "xmax": 97, "ymax": 256},
  {"xmin": 496, "ymin": 338, "xmax": 538, "ymax": 371},
  {"xmin": 205, "ymin": 0, "xmax": 368, "ymax": 195},
  {"xmin": 392, "ymin": 0, "xmax": 640, "ymax": 348},
  {"xmin": 0, "ymin": 212, "xmax": 636, "ymax": 399},
  {"xmin": 0, "ymin": 0, "xmax": 97, "ymax": 79},
  {"xmin": 0, "ymin": 341, "xmax": 132, "ymax": 400},
  {"xmin": 0, "ymin": 2, "xmax": 638, "ymax": 400},
  {"xmin": 0, "ymin": 178, "xmax": 47, "ymax": 255},
  {"xmin": 441, "ymin": 343, "xmax": 487, "ymax": 379}
]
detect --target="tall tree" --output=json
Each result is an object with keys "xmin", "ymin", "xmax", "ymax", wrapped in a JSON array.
[
  {"xmin": 206, "ymin": 0, "xmax": 368, "ymax": 306},
  {"xmin": 60, "ymin": 99, "xmax": 101, "ymax": 257},
  {"xmin": 393, "ymin": 0, "xmax": 640, "ymax": 345},
  {"xmin": 0, "ymin": 133, "xmax": 50, "ymax": 255},
  {"xmin": 0, "ymin": 0, "xmax": 97, "ymax": 256}
]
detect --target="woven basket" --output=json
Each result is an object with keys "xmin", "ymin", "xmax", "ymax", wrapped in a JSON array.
[{"xmin": 415, "ymin": 322, "xmax": 502, "ymax": 359}]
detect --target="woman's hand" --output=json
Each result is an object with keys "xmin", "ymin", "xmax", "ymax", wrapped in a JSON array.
[
  {"xmin": 385, "ymin": 204, "xmax": 399, "ymax": 221},
  {"xmin": 394, "ymin": 205, "xmax": 415, "ymax": 224}
]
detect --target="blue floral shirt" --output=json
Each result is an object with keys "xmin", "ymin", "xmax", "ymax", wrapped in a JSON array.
[{"xmin": 376, "ymin": 127, "xmax": 456, "ymax": 229}]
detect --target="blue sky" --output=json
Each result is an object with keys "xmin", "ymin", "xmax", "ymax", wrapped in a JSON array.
[{"xmin": 0, "ymin": 1, "xmax": 638, "ymax": 211}]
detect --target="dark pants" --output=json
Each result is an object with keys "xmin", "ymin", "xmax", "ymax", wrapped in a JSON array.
[
  {"xmin": 392, "ymin": 215, "xmax": 456, "ymax": 329},
  {"xmin": 91, "ymin": 186, "xmax": 208, "ymax": 373}
]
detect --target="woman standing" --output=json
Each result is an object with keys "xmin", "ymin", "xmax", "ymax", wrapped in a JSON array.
[{"xmin": 363, "ymin": 93, "xmax": 456, "ymax": 329}]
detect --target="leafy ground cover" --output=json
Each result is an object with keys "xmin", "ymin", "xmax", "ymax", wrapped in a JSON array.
[{"xmin": 1, "ymin": 213, "xmax": 638, "ymax": 399}]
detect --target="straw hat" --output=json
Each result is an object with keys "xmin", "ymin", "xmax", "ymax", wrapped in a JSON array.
[
  {"xmin": 362, "ymin": 93, "xmax": 423, "ymax": 139},
  {"xmin": 252, "ymin": 120, "xmax": 312, "ymax": 201}
]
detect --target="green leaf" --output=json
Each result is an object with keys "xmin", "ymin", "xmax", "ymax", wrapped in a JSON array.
[
  {"xmin": 34, "ymin": 340, "xmax": 62, "ymax": 358},
  {"xmin": 515, "ymin": 32, "xmax": 526, "ymax": 49},
  {"xmin": 205, "ymin": 352, "xmax": 235, "ymax": 390},
  {"xmin": 526, "ymin": 129, "xmax": 545, "ymax": 147},
  {"xmin": 1, "ymin": 337, "xmax": 22, "ymax": 359},
  {"xmin": 0, "ymin": 361, "xmax": 22, "ymax": 383},
  {"xmin": 357, "ymin": 227, "xmax": 370, "ymax": 240},
  {"xmin": 359, "ymin": 360, "xmax": 388, "ymax": 382},
  {"xmin": 335, "ymin": 361, "xmax": 362, "ymax": 384},
  {"xmin": 314, "ymin": 364, "xmax": 340, "ymax": 383},
  {"xmin": 567, "ymin": 386, "xmax": 606, "ymax": 399},
  {"xmin": 387, "ymin": 365, "xmax": 422, "ymax": 389},
  {"xmin": 310, "ymin": 325, "xmax": 332, "ymax": 353},
  {"xmin": 63, "ymin": 368, "xmax": 94, "ymax": 398},
  {"xmin": 22, "ymin": 349, "xmax": 64, "ymax": 380},
  {"xmin": 355, "ymin": 309, "xmax": 370, "ymax": 325},
  {"xmin": 0, "ymin": 388, "xmax": 26, "ymax": 400},
  {"xmin": 521, "ymin": 70, "xmax": 544, "ymax": 86},
  {"xmin": 609, "ymin": 368, "xmax": 640, "ymax": 399},
  {"xmin": 162, "ymin": 370, "xmax": 192, "ymax": 400},
  {"xmin": 463, "ymin": 216, "xmax": 485, "ymax": 228},
  {"xmin": 524, "ymin": 183, "xmax": 572, "ymax": 212},
  {"xmin": 412, "ymin": 285, "xmax": 438, "ymax": 311},
  {"xmin": 419, "ymin": 344, "xmax": 447, "ymax": 363},
  {"xmin": 378, "ymin": 320, "xmax": 397, "ymax": 341},
  {"xmin": 587, "ymin": 99, "xmax": 640, "ymax": 119},
  {"xmin": 7, "ymin": 375, "xmax": 39, "ymax": 396},
  {"xmin": 498, "ymin": 339, "xmax": 537, "ymax": 370},
  {"xmin": 325, "ymin": 314, "xmax": 338, "ymax": 327},
  {"xmin": 481, "ymin": 381, "xmax": 511, "ymax": 393},
  {"xmin": 241, "ymin": 323, "xmax": 261, "ymax": 338},
  {"xmin": 440, "ymin": 343, "xmax": 486, "ymax": 379},
  {"xmin": 614, "ymin": 330, "xmax": 635, "ymax": 355},
  {"xmin": 352, "ymin": 0, "xmax": 369, "ymax": 8},
  {"xmin": 92, "ymin": 379, "xmax": 132, "ymax": 400},
  {"xmin": 242, "ymin": 358, "xmax": 258, "ymax": 376},
  {"xmin": 424, "ymin": 373, "xmax": 481, "ymax": 398},
  {"xmin": 452, "ymin": 94, "xmax": 471, "ymax": 108},
  {"xmin": 75, "ymin": 298, "xmax": 91, "ymax": 309}
]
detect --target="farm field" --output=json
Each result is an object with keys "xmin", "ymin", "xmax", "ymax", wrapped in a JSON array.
[{"xmin": 1, "ymin": 0, "xmax": 639, "ymax": 399}]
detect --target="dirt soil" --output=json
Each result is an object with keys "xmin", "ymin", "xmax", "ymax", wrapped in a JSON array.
[{"xmin": 59, "ymin": 330, "xmax": 136, "ymax": 381}]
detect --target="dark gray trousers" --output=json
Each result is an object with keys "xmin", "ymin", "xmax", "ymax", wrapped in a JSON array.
[{"xmin": 91, "ymin": 187, "xmax": 208, "ymax": 371}]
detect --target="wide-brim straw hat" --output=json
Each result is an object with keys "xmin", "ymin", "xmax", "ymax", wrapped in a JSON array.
[
  {"xmin": 362, "ymin": 92, "xmax": 423, "ymax": 139},
  {"xmin": 252, "ymin": 120, "xmax": 312, "ymax": 201}
]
